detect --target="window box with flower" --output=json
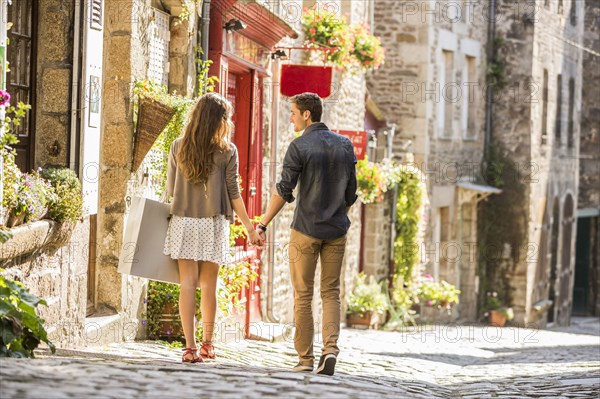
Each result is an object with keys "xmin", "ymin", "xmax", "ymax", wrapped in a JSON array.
[{"xmin": 1, "ymin": 90, "xmax": 83, "ymax": 258}]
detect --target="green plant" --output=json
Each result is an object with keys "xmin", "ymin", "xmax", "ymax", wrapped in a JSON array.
[
  {"xmin": 477, "ymin": 144, "xmax": 524, "ymax": 320},
  {"xmin": 349, "ymin": 23, "xmax": 385, "ymax": 70},
  {"xmin": 414, "ymin": 274, "xmax": 460, "ymax": 310},
  {"xmin": 302, "ymin": 6, "xmax": 353, "ymax": 66},
  {"xmin": 0, "ymin": 269, "xmax": 56, "ymax": 357},
  {"xmin": 385, "ymin": 274, "xmax": 417, "ymax": 329},
  {"xmin": 16, "ymin": 171, "xmax": 57, "ymax": 223},
  {"xmin": 346, "ymin": 273, "xmax": 389, "ymax": 317},
  {"xmin": 356, "ymin": 157, "xmax": 401, "ymax": 204},
  {"xmin": 393, "ymin": 165, "xmax": 424, "ymax": 282},
  {"xmin": 135, "ymin": 56, "xmax": 217, "ymax": 198},
  {"xmin": 301, "ymin": 6, "xmax": 385, "ymax": 70},
  {"xmin": 0, "ymin": 100, "xmax": 31, "ymax": 150},
  {"xmin": 487, "ymin": 36, "xmax": 506, "ymax": 91},
  {"xmin": 484, "ymin": 291, "xmax": 514, "ymax": 320},
  {"xmin": 1, "ymin": 153, "xmax": 23, "ymax": 216},
  {"xmin": 39, "ymin": 168, "xmax": 83, "ymax": 223},
  {"xmin": 0, "ymin": 228, "xmax": 12, "ymax": 244}
]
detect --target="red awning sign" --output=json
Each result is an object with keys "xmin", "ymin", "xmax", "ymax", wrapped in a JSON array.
[
  {"xmin": 280, "ymin": 65, "xmax": 333, "ymax": 99},
  {"xmin": 333, "ymin": 130, "xmax": 367, "ymax": 161}
]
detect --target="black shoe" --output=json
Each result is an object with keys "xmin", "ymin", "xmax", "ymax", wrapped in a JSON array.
[
  {"xmin": 292, "ymin": 362, "xmax": 313, "ymax": 372},
  {"xmin": 315, "ymin": 354, "xmax": 336, "ymax": 376}
]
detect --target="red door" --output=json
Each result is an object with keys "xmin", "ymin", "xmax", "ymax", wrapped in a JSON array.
[{"xmin": 220, "ymin": 62, "xmax": 264, "ymax": 337}]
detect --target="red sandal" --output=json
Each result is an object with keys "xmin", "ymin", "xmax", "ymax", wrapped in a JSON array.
[
  {"xmin": 181, "ymin": 347, "xmax": 202, "ymax": 363},
  {"xmin": 200, "ymin": 342, "xmax": 216, "ymax": 360}
]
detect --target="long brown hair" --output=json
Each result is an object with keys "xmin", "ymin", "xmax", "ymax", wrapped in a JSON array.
[{"xmin": 177, "ymin": 92, "xmax": 233, "ymax": 184}]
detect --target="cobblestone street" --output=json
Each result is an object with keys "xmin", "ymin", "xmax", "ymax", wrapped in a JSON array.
[{"xmin": 1, "ymin": 318, "xmax": 599, "ymax": 398}]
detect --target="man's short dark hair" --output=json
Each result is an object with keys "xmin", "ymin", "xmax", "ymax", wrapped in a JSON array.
[{"xmin": 290, "ymin": 92, "xmax": 323, "ymax": 122}]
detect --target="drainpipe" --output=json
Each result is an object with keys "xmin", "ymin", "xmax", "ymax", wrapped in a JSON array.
[
  {"xmin": 0, "ymin": 2, "xmax": 7, "ymax": 225},
  {"xmin": 264, "ymin": 57, "xmax": 281, "ymax": 323},
  {"xmin": 369, "ymin": 0, "xmax": 375, "ymax": 35},
  {"xmin": 483, "ymin": 0, "xmax": 496, "ymax": 165},
  {"xmin": 198, "ymin": 1, "xmax": 210, "ymax": 65},
  {"xmin": 386, "ymin": 124, "xmax": 397, "ymax": 284},
  {"xmin": 480, "ymin": 0, "xmax": 496, "ymax": 318}
]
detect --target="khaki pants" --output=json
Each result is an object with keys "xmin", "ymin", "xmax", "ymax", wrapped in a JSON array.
[{"xmin": 289, "ymin": 229, "xmax": 347, "ymax": 366}]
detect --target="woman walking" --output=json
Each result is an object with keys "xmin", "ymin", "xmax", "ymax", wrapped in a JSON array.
[{"xmin": 163, "ymin": 92, "xmax": 263, "ymax": 363}]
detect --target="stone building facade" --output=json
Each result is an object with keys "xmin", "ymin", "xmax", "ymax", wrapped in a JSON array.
[
  {"xmin": 575, "ymin": 0, "xmax": 600, "ymax": 316},
  {"xmin": 1, "ymin": 0, "xmax": 197, "ymax": 347},
  {"xmin": 0, "ymin": 0, "xmax": 92, "ymax": 348},
  {"xmin": 367, "ymin": 0, "xmax": 491, "ymax": 322},
  {"xmin": 486, "ymin": 0, "xmax": 584, "ymax": 326}
]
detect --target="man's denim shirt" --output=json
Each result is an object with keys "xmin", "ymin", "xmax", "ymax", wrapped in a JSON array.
[{"xmin": 276, "ymin": 122, "xmax": 358, "ymax": 240}]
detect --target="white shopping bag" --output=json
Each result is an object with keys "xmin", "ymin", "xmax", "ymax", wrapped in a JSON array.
[{"xmin": 118, "ymin": 196, "xmax": 187, "ymax": 285}]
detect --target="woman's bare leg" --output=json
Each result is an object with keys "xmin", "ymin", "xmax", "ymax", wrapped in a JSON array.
[
  {"xmin": 198, "ymin": 261, "xmax": 220, "ymax": 343},
  {"xmin": 178, "ymin": 259, "xmax": 199, "ymax": 350}
]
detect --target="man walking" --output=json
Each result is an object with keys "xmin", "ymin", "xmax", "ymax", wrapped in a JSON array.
[{"xmin": 256, "ymin": 93, "xmax": 357, "ymax": 376}]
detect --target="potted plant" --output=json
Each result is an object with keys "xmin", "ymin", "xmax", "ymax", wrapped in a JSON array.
[
  {"xmin": 411, "ymin": 274, "xmax": 460, "ymax": 324},
  {"xmin": 414, "ymin": 274, "xmax": 461, "ymax": 311},
  {"xmin": 484, "ymin": 291, "xmax": 514, "ymax": 327},
  {"xmin": 346, "ymin": 273, "xmax": 389, "ymax": 329}
]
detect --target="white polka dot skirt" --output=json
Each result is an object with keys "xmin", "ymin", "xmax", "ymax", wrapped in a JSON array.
[{"xmin": 163, "ymin": 214, "xmax": 232, "ymax": 265}]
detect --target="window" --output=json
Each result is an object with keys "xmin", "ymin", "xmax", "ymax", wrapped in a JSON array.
[
  {"xmin": 568, "ymin": 78, "xmax": 575, "ymax": 148},
  {"xmin": 462, "ymin": 55, "xmax": 477, "ymax": 139},
  {"xmin": 541, "ymin": 69, "xmax": 548, "ymax": 144},
  {"xmin": 7, "ymin": 0, "xmax": 37, "ymax": 171},
  {"xmin": 569, "ymin": 1, "xmax": 577, "ymax": 26},
  {"xmin": 439, "ymin": 50, "xmax": 454, "ymax": 138},
  {"xmin": 555, "ymin": 74, "xmax": 562, "ymax": 144}
]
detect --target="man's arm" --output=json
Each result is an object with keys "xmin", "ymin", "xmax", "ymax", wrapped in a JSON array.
[
  {"xmin": 260, "ymin": 192, "xmax": 287, "ymax": 226},
  {"xmin": 345, "ymin": 152, "xmax": 358, "ymax": 212}
]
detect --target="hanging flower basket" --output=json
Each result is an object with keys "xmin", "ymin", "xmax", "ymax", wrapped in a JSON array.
[{"xmin": 131, "ymin": 98, "xmax": 176, "ymax": 172}]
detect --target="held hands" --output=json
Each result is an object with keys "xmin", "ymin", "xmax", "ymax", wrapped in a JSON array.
[{"xmin": 248, "ymin": 229, "xmax": 265, "ymax": 248}]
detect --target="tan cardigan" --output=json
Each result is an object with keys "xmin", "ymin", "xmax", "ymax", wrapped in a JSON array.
[{"xmin": 166, "ymin": 138, "xmax": 240, "ymax": 223}]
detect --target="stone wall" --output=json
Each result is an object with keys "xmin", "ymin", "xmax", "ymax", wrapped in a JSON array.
[
  {"xmin": 34, "ymin": 0, "xmax": 76, "ymax": 169},
  {"xmin": 580, "ymin": 0, "xmax": 600, "ymax": 317},
  {"xmin": 96, "ymin": 0, "xmax": 155, "ymax": 336},
  {"xmin": 580, "ymin": 0, "xmax": 600, "ymax": 209},
  {"xmin": 486, "ymin": 1, "xmax": 583, "ymax": 326},
  {"xmin": 362, "ymin": 196, "xmax": 393, "ymax": 282},
  {"xmin": 1, "ymin": 221, "xmax": 90, "ymax": 348},
  {"xmin": 0, "ymin": 0, "xmax": 92, "ymax": 349},
  {"xmin": 368, "ymin": 0, "xmax": 488, "ymax": 322}
]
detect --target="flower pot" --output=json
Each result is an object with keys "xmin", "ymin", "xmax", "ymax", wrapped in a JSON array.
[
  {"xmin": 156, "ymin": 302, "xmax": 183, "ymax": 339},
  {"xmin": 489, "ymin": 310, "xmax": 507, "ymax": 327},
  {"xmin": 346, "ymin": 311, "xmax": 381, "ymax": 330},
  {"xmin": 5, "ymin": 211, "xmax": 25, "ymax": 228}
]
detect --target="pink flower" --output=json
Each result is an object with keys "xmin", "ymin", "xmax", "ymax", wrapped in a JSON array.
[
  {"xmin": 309, "ymin": 28, "xmax": 316, "ymax": 35},
  {"xmin": 0, "ymin": 90, "xmax": 10, "ymax": 107}
]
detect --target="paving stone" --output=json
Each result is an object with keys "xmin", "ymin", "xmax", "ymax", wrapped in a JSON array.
[{"xmin": 1, "ymin": 323, "xmax": 599, "ymax": 398}]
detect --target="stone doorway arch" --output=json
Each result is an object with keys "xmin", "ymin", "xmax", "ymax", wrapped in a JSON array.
[
  {"xmin": 557, "ymin": 194, "xmax": 575, "ymax": 325},
  {"xmin": 548, "ymin": 197, "xmax": 561, "ymax": 323}
]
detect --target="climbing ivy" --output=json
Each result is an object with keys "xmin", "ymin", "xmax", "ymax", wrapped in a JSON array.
[{"xmin": 477, "ymin": 145, "xmax": 526, "ymax": 320}]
